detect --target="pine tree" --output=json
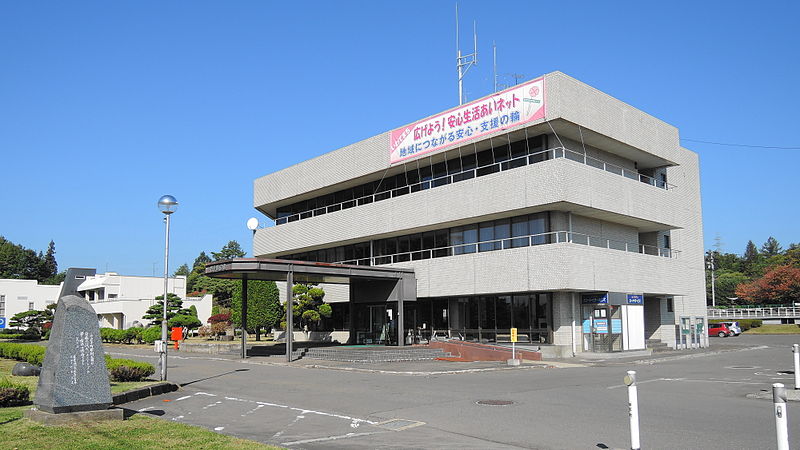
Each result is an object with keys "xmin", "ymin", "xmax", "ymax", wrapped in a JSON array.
[
  {"xmin": 212, "ymin": 241, "xmax": 247, "ymax": 261},
  {"xmin": 40, "ymin": 240, "xmax": 57, "ymax": 282},
  {"xmin": 173, "ymin": 263, "xmax": 190, "ymax": 277},
  {"xmin": 741, "ymin": 240, "xmax": 761, "ymax": 276},
  {"xmin": 193, "ymin": 251, "xmax": 212, "ymax": 269},
  {"xmin": 142, "ymin": 293, "xmax": 191, "ymax": 326},
  {"xmin": 761, "ymin": 236, "xmax": 783, "ymax": 257}
]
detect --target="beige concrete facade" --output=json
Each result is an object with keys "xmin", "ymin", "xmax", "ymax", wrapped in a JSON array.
[{"xmin": 251, "ymin": 72, "xmax": 706, "ymax": 355}]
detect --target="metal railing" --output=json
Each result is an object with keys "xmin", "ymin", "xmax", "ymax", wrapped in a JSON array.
[
  {"xmin": 275, "ymin": 146, "xmax": 676, "ymax": 225},
  {"xmin": 329, "ymin": 230, "xmax": 678, "ymax": 266},
  {"xmin": 708, "ymin": 307, "xmax": 800, "ymax": 319}
]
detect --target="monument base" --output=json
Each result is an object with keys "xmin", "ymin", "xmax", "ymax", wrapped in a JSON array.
[
  {"xmin": 24, "ymin": 408, "xmax": 124, "ymax": 425},
  {"xmin": 507, "ymin": 358, "xmax": 521, "ymax": 366}
]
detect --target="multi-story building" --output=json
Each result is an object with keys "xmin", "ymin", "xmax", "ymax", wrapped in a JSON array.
[
  {"xmin": 251, "ymin": 72, "xmax": 707, "ymax": 356},
  {"xmin": 76, "ymin": 271, "xmax": 212, "ymax": 329}
]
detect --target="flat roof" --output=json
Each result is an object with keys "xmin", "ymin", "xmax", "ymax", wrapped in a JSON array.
[{"xmin": 204, "ymin": 258, "xmax": 414, "ymax": 284}]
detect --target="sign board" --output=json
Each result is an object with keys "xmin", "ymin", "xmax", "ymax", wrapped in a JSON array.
[
  {"xmin": 0, "ymin": 317, "xmax": 5, "ymax": 329},
  {"xmin": 626, "ymin": 294, "xmax": 643, "ymax": 305},
  {"xmin": 582, "ymin": 293, "xmax": 608, "ymax": 304},
  {"xmin": 389, "ymin": 77, "xmax": 546, "ymax": 164},
  {"xmin": 594, "ymin": 319, "xmax": 609, "ymax": 334},
  {"xmin": 582, "ymin": 319, "xmax": 591, "ymax": 334},
  {"xmin": 510, "ymin": 328, "xmax": 518, "ymax": 343},
  {"xmin": 611, "ymin": 319, "xmax": 622, "ymax": 334}
]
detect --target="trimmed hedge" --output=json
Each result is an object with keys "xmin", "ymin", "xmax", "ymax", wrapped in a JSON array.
[
  {"xmin": 141, "ymin": 327, "xmax": 161, "ymax": 344},
  {"xmin": 0, "ymin": 342, "xmax": 46, "ymax": 365},
  {"xmin": 100, "ymin": 327, "xmax": 144, "ymax": 344},
  {"xmin": 0, "ymin": 378, "xmax": 30, "ymax": 407},
  {"xmin": 1, "ymin": 343, "xmax": 155, "ymax": 382},
  {"xmin": 106, "ymin": 357, "xmax": 155, "ymax": 382}
]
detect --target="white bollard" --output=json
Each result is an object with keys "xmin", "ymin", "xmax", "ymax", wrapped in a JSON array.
[
  {"xmin": 773, "ymin": 383, "xmax": 789, "ymax": 450},
  {"xmin": 793, "ymin": 344, "xmax": 800, "ymax": 390},
  {"xmin": 625, "ymin": 370, "xmax": 640, "ymax": 450}
]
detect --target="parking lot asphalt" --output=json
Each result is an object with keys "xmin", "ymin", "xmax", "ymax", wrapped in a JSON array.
[{"xmin": 111, "ymin": 335, "xmax": 800, "ymax": 449}]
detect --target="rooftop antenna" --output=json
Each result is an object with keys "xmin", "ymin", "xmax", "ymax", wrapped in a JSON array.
[
  {"xmin": 493, "ymin": 41, "xmax": 497, "ymax": 93},
  {"xmin": 456, "ymin": 3, "xmax": 477, "ymax": 105}
]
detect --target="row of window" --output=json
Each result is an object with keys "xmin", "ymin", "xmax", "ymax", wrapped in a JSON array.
[
  {"xmin": 275, "ymin": 134, "xmax": 548, "ymax": 224},
  {"xmin": 280, "ymin": 212, "xmax": 550, "ymax": 265}
]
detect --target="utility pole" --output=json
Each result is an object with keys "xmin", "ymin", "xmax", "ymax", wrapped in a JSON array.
[{"xmin": 706, "ymin": 251, "xmax": 717, "ymax": 308}]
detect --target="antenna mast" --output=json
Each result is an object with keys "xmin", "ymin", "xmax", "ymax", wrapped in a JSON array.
[{"xmin": 456, "ymin": 3, "xmax": 477, "ymax": 105}]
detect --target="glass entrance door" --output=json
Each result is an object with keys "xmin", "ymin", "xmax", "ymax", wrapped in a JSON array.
[
  {"xmin": 355, "ymin": 304, "xmax": 388, "ymax": 345},
  {"xmin": 582, "ymin": 305, "xmax": 623, "ymax": 352}
]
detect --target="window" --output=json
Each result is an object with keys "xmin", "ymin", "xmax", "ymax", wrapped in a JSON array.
[
  {"xmin": 666, "ymin": 297, "xmax": 674, "ymax": 313},
  {"xmin": 0, "ymin": 295, "xmax": 5, "ymax": 317},
  {"xmin": 663, "ymin": 234, "xmax": 671, "ymax": 249},
  {"xmin": 511, "ymin": 216, "xmax": 529, "ymax": 248},
  {"xmin": 28, "ymin": 302, "xmax": 34, "ymax": 311}
]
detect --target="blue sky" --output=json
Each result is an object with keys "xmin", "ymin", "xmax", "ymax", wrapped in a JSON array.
[{"xmin": 1, "ymin": 1, "xmax": 798, "ymax": 276}]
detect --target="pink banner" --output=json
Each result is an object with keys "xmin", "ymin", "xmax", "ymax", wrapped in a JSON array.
[{"xmin": 389, "ymin": 77, "xmax": 545, "ymax": 164}]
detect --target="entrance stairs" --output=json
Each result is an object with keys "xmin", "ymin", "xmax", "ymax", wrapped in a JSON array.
[
  {"xmin": 646, "ymin": 339, "xmax": 671, "ymax": 353},
  {"xmin": 290, "ymin": 346, "xmax": 452, "ymax": 363}
]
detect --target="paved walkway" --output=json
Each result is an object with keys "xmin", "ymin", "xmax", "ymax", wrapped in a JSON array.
[{"xmin": 106, "ymin": 335, "xmax": 800, "ymax": 449}]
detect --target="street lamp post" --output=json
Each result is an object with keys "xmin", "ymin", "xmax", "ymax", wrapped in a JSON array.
[{"xmin": 157, "ymin": 195, "xmax": 178, "ymax": 381}]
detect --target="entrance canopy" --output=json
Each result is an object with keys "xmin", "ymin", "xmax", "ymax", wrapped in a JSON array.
[
  {"xmin": 205, "ymin": 258, "xmax": 415, "ymax": 286},
  {"xmin": 204, "ymin": 258, "xmax": 416, "ymax": 361}
]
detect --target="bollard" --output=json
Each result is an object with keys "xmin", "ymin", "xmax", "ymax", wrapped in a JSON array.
[
  {"xmin": 793, "ymin": 344, "xmax": 800, "ymax": 390},
  {"xmin": 773, "ymin": 383, "xmax": 789, "ymax": 450},
  {"xmin": 624, "ymin": 370, "xmax": 640, "ymax": 450}
]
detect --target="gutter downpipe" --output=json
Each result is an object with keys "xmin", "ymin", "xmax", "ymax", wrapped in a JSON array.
[{"xmin": 571, "ymin": 292, "xmax": 577, "ymax": 357}]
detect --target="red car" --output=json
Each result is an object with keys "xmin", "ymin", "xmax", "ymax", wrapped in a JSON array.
[{"xmin": 708, "ymin": 323, "xmax": 732, "ymax": 337}]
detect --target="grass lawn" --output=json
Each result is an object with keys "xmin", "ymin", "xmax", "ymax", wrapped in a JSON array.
[
  {"xmin": 744, "ymin": 324, "xmax": 800, "ymax": 334},
  {"xmin": 0, "ymin": 357, "xmax": 278, "ymax": 449},
  {"xmin": 0, "ymin": 407, "xmax": 276, "ymax": 449}
]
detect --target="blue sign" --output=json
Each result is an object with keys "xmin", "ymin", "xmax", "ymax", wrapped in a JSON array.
[
  {"xmin": 582, "ymin": 293, "xmax": 608, "ymax": 304},
  {"xmin": 594, "ymin": 319, "xmax": 608, "ymax": 334},
  {"xmin": 0, "ymin": 317, "xmax": 5, "ymax": 329},
  {"xmin": 582, "ymin": 319, "xmax": 591, "ymax": 334},
  {"xmin": 611, "ymin": 319, "xmax": 622, "ymax": 334},
  {"xmin": 627, "ymin": 294, "xmax": 643, "ymax": 305}
]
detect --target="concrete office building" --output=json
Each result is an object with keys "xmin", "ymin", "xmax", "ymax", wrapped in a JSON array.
[{"xmin": 251, "ymin": 72, "xmax": 707, "ymax": 356}]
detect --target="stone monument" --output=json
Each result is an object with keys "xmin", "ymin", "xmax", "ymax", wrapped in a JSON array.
[{"xmin": 25, "ymin": 295, "xmax": 122, "ymax": 424}]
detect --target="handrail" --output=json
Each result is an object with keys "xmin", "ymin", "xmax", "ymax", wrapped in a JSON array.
[
  {"xmin": 330, "ymin": 230, "xmax": 679, "ymax": 266},
  {"xmin": 708, "ymin": 307, "xmax": 800, "ymax": 318},
  {"xmin": 275, "ymin": 146, "xmax": 676, "ymax": 225}
]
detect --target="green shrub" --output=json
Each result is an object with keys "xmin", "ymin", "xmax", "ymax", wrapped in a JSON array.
[
  {"xmin": 124, "ymin": 327, "xmax": 143, "ymax": 344},
  {"xmin": 141, "ymin": 327, "xmax": 161, "ymax": 344},
  {"xmin": 0, "ymin": 342, "xmax": 46, "ymax": 365},
  {"xmin": 106, "ymin": 358, "xmax": 155, "ymax": 382},
  {"xmin": 0, "ymin": 334, "xmax": 25, "ymax": 340},
  {"xmin": 0, "ymin": 378, "xmax": 30, "ymax": 407}
]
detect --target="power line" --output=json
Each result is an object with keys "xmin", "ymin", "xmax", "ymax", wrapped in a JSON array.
[{"xmin": 681, "ymin": 138, "xmax": 800, "ymax": 150}]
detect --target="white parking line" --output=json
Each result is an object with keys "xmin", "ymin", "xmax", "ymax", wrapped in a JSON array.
[{"xmin": 281, "ymin": 431, "xmax": 386, "ymax": 446}]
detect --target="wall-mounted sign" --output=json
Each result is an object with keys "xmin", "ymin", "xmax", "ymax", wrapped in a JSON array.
[
  {"xmin": 611, "ymin": 319, "xmax": 622, "ymax": 334},
  {"xmin": 389, "ymin": 77, "xmax": 546, "ymax": 164},
  {"xmin": 582, "ymin": 293, "xmax": 608, "ymax": 304},
  {"xmin": 627, "ymin": 294, "xmax": 643, "ymax": 305},
  {"xmin": 594, "ymin": 319, "xmax": 609, "ymax": 334}
]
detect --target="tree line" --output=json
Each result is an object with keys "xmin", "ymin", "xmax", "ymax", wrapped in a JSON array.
[
  {"xmin": 0, "ymin": 236, "xmax": 63, "ymax": 285},
  {"xmin": 708, "ymin": 236, "xmax": 800, "ymax": 305}
]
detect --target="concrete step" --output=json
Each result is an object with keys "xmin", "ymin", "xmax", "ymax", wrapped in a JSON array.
[{"xmin": 294, "ymin": 347, "xmax": 452, "ymax": 363}]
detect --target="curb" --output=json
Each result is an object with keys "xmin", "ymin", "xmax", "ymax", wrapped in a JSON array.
[{"xmin": 112, "ymin": 382, "xmax": 180, "ymax": 405}]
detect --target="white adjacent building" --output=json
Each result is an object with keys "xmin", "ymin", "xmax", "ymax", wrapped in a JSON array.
[
  {"xmin": 0, "ymin": 279, "xmax": 61, "ymax": 328},
  {"xmin": 76, "ymin": 272, "xmax": 212, "ymax": 329}
]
